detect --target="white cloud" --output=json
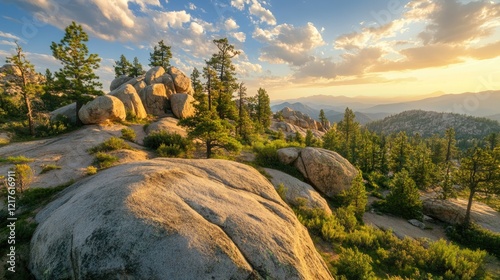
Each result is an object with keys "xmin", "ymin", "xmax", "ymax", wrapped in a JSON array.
[
  {"xmin": 154, "ymin": 10, "xmax": 191, "ymax": 29},
  {"xmin": 249, "ymin": 0, "xmax": 276, "ymax": 25},
  {"xmin": 231, "ymin": 0, "xmax": 248, "ymax": 10},
  {"xmin": 230, "ymin": 0, "xmax": 276, "ymax": 25},
  {"xmin": 188, "ymin": 3, "xmax": 197, "ymax": 10},
  {"xmin": 0, "ymin": 40, "xmax": 17, "ymax": 47},
  {"xmin": 92, "ymin": 0, "xmax": 135, "ymax": 29},
  {"xmin": 190, "ymin": 22, "xmax": 204, "ymax": 35},
  {"xmin": 225, "ymin": 18, "xmax": 239, "ymax": 30},
  {"xmin": 235, "ymin": 61, "xmax": 263, "ymax": 77},
  {"xmin": 232, "ymin": 32, "xmax": 246, "ymax": 42},
  {"xmin": 0, "ymin": 31, "xmax": 22, "ymax": 41},
  {"xmin": 253, "ymin": 22, "xmax": 325, "ymax": 66}
]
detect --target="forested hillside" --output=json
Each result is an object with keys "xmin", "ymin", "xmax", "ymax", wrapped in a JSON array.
[{"xmin": 367, "ymin": 110, "xmax": 500, "ymax": 140}]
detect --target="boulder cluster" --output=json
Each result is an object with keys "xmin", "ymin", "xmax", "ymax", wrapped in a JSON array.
[
  {"xmin": 280, "ymin": 107, "xmax": 329, "ymax": 131},
  {"xmin": 271, "ymin": 107, "xmax": 329, "ymax": 138},
  {"xmin": 50, "ymin": 66, "xmax": 196, "ymax": 124}
]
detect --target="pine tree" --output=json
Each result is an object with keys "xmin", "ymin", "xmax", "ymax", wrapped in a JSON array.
[
  {"xmin": 322, "ymin": 126, "xmax": 340, "ymax": 151},
  {"xmin": 294, "ymin": 131, "xmax": 304, "ymax": 145},
  {"xmin": 206, "ymin": 38, "xmax": 240, "ymax": 120},
  {"xmin": 130, "ymin": 57, "xmax": 145, "ymax": 77},
  {"xmin": 114, "ymin": 54, "xmax": 132, "ymax": 77},
  {"xmin": 305, "ymin": 130, "xmax": 316, "ymax": 147},
  {"xmin": 337, "ymin": 107, "xmax": 360, "ymax": 163},
  {"xmin": 456, "ymin": 147, "xmax": 500, "ymax": 226},
  {"xmin": 50, "ymin": 21, "xmax": 102, "ymax": 126},
  {"xmin": 255, "ymin": 87, "xmax": 272, "ymax": 129},
  {"xmin": 389, "ymin": 131, "xmax": 411, "ymax": 172},
  {"xmin": 440, "ymin": 128, "xmax": 458, "ymax": 199},
  {"xmin": 41, "ymin": 68, "xmax": 68, "ymax": 112},
  {"xmin": 5, "ymin": 42, "xmax": 40, "ymax": 136},
  {"xmin": 181, "ymin": 64, "xmax": 241, "ymax": 158},
  {"xmin": 149, "ymin": 40, "xmax": 172, "ymax": 69},
  {"xmin": 191, "ymin": 68, "xmax": 203, "ymax": 95},
  {"xmin": 340, "ymin": 172, "xmax": 367, "ymax": 220},
  {"xmin": 179, "ymin": 110, "xmax": 241, "ymax": 158},
  {"xmin": 236, "ymin": 82, "xmax": 253, "ymax": 143},
  {"xmin": 386, "ymin": 169, "xmax": 423, "ymax": 220},
  {"xmin": 202, "ymin": 63, "xmax": 219, "ymax": 112},
  {"xmin": 409, "ymin": 143, "xmax": 437, "ymax": 189},
  {"xmin": 319, "ymin": 109, "xmax": 328, "ymax": 129}
]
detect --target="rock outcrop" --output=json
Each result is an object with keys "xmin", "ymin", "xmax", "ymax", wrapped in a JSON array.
[
  {"xmin": 109, "ymin": 84, "xmax": 147, "ymax": 119},
  {"xmin": 168, "ymin": 66, "xmax": 194, "ymax": 94},
  {"xmin": 145, "ymin": 117, "xmax": 188, "ymax": 137},
  {"xmin": 145, "ymin": 66, "xmax": 166, "ymax": 85},
  {"xmin": 154, "ymin": 73, "xmax": 176, "ymax": 98},
  {"xmin": 30, "ymin": 159, "xmax": 333, "ymax": 280},
  {"xmin": 140, "ymin": 84, "xmax": 168, "ymax": 116},
  {"xmin": 78, "ymin": 95, "xmax": 126, "ymax": 125},
  {"xmin": 49, "ymin": 103, "xmax": 77, "ymax": 123},
  {"xmin": 264, "ymin": 168, "xmax": 332, "ymax": 215},
  {"xmin": 277, "ymin": 147, "xmax": 302, "ymax": 165},
  {"xmin": 0, "ymin": 124, "xmax": 140, "ymax": 188},
  {"xmin": 279, "ymin": 107, "xmax": 327, "ymax": 132},
  {"xmin": 277, "ymin": 147, "xmax": 358, "ymax": 198},
  {"xmin": 170, "ymin": 93, "xmax": 195, "ymax": 119},
  {"xmin": 110, "ymin": 75, "xmax": 133, "ymax": 91},
  {"xmin": 423, "ymin": 197, "xmax": 500, "ymax": 233},
  {"xmin": 423, "ymin": 198, "xmax": 467, "ymax": 225},
  {"xmin": 271, "ymin": 121, "xmax": 325, "ymax": 138}
]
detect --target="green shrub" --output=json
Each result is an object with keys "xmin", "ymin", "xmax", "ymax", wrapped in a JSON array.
[
  {"xmin": 293, "ymin": 203, "xmax": 345, "ymax": 242},
  {"xmin": 335, "ymin": 207, "xmax": 358, "ymax": 233},
  {"xmin": 86, "ymin": 166, "xmax": 98, "ymax": 175},
  {"xmin": 94, "ymin": 152, "xmax": 119, "ymax": 169},
  {"xmin": 35, "ymin": 114, "xmax": 74, "ymax": 137},
  {"xmin": 427, "ymin": 239, "xmax": 486, "ymax": 279},
  {"xmin": 18, "ymin": 182, "xmax": 72, "ymax": 208},
  {"xmin": 253, "ymin": 140, "xmax": 304, "ymax": 179},
  {"xmin": 144, "ymin": 131, "xmax": 191, "ymax": 153},
  {"xmin": 89, "ymin": 137, "xmax": 131, "ymax": 154},
  {"xmin": 276, "ymin": 183, "xmax": 287, "ymax": 201},
  {"xmin": 120, "ymin": 128, "xmax": 136, "ymax": 142},
  {"xmin": 15, "ymin": 164, "xmax": 33, "ymax": 193},
  {"xmin": 447, "ymin": 223, "xmax": 500, "ymax": 258},
  {"xmin": 157, "ymin": 143, "xmax": 184, "ymax": 158},
  {"xmin": 40, "ymin": 164, "xmax": 62, "ymax": 174},
  {"xmin": 0, "ymin": 156, "xmax": 34, "ymax": 164},
  {"xmin": 384, "ymin": 169, "xmax": 423, "ymax": 220},
  {"xmin": 334, "ymin": 247, "xmax": 376, "ymax": 280}
]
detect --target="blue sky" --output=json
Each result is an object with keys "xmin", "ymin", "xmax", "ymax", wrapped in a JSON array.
[{"xmin": 1, "ymin": 0, "xmax": 499, "ymax": 100}]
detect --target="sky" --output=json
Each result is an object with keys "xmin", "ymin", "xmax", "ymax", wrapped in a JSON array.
[{"xmin": 0, "ymin": 0, "xmax": 499, "ymax": 101}]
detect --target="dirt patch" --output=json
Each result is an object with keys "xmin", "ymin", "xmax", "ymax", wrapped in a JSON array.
[{"xmin": 363, "ymin": 211, "xmax": 448, "ymax": 241}]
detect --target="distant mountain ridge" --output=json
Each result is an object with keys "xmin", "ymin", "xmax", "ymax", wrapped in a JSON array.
[
  {"xmin": 366, "ymin": 110, "xmax": 500, "ymax": 140},
  {"xmin": 272, "ymin": 91, "xmax": 500, "ymax": 118},
  {"xmin": 271, "ymin": 102, "xmax": 389, "ymax": 125},
  {"xmin": 361, "ymin": 91, "xmax": 500, "ymax": 117},
  {"xmin": 271, "ymin": 102, "xmax": 321, "ymax": 119}
]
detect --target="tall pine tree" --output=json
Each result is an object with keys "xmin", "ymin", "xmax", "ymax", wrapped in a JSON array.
[
  {"xmin": 149, "ymin": 40, "xmax": 172, "ymax": 69},
  {"xmin": 130, "ymin": 57, "xmax": 145, "ymax": 77},
  {"xmin": 114, "ymin": 54, "xmax": 132, "ymax": 77},
  {"xmin": 51, "ymin": 21, "xmax": 102, "ymax": 126},
  {"xmin": 206, "ymin": 38, "xmax": 239, "ymax": 120},
  {"xmin": 337, "ymin": 108, "xmax": 360, "ymax": 164},
  {"xmin": 5, "ymin": 42, "xmax": 40, "ymax": 136}
]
